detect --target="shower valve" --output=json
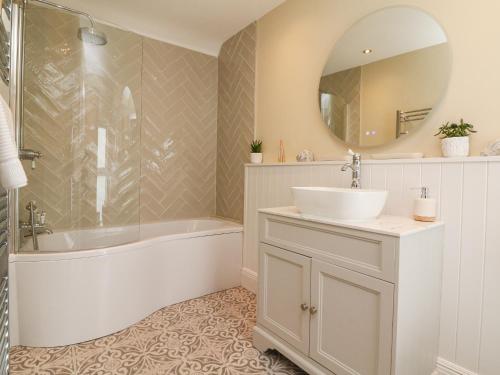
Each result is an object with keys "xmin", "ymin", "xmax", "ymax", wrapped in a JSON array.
[{"xmin": 19, "ymin": 149, "xmax": 42, "ymax": 169}]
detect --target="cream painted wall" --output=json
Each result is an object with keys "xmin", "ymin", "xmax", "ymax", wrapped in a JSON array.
[
  {"xmin": 255, "ymin": 0, "xmax": 500, "ymax": 160},
  {"xmin": 360, "ymin": 43, "xmax": 450, "ymax": 146}
]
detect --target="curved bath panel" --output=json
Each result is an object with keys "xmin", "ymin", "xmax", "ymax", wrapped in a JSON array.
[{"xmin": 9, "ymin": 218, "xmax": 243, "ymax": 347}]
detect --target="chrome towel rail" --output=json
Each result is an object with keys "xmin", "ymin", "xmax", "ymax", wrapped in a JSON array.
[{"xmin": 396, "ymin": 107, "xmax": 432, "ymax": 137}]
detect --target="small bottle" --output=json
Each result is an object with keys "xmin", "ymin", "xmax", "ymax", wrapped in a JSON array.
[
  {"xmin": 40, "ymin": 210, "xmax": 46, "ymax": 225},
  {"xmin": 413, "ymin": 187, "xmax": 436, "ymax": 222},
  {"xmin": 278, "ymin": 140, "xmax": 286, "ymax": 163}
]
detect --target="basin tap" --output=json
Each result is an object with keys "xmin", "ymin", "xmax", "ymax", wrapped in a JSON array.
[{"xmin": 341, "ymin": 150, "xmax": 361, "ymax": 189}]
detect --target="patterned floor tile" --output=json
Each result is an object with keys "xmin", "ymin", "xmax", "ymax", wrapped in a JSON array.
[{"xmin": 10, "ymin": 287, "xmax": 307, "ymax": 375}]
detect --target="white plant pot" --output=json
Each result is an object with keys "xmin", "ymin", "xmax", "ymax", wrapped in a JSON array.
[
  {"xmin": 441, "ymin": 136, "xmax": 470, "ymax": 157},
  {"xmin": 250, "ymin": 153, "xmax": 263, "ymax": 164}
]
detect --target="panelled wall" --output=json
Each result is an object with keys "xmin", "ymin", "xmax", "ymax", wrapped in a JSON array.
[{"xmin": 243, "ymin": 157, "xmax": 500, "ymax": 375}]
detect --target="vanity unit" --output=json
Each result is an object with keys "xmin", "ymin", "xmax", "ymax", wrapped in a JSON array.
[{"xmin": 253, "ymin": 207, "xmax": 443, "ymax": 375}]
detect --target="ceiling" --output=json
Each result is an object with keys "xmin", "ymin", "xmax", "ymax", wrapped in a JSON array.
[
  {"xmin": 45, "ymin": 0, "xmax": 286, "ymax": 56},
  {"xmin": 323, "ymin": 7, "xmax": 447, "ymax": 76}
]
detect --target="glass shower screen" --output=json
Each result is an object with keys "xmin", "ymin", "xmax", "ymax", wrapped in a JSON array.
[{"xmin": 18, "ymin": 3, "xmax": 142, "ymax": 251}]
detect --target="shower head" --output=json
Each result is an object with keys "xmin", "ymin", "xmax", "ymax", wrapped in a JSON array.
[
  {"xmin": 31, "ymin": 0, "xmax": 108, "ymax": 46},
  {"xmin": 77, "ymin": 27, "xmax": 107, "ymax": 46}
]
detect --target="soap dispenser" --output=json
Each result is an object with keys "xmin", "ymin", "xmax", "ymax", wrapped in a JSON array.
[{"xmin": 413, "ymin": 187, "xmax": 437, "ymax": 222}]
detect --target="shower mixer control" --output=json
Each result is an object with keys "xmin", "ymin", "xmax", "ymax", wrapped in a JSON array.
[{"xmin": 19, "ymin": 148, "xmax": 42, "ymax": 169}]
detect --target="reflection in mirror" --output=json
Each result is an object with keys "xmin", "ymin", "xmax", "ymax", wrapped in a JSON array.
[{"xmin": 319, "ymin": 7, "xmax": 451, "ymax": 147}]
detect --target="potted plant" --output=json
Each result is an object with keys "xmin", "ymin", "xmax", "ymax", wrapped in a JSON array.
[
  {"xmin": 434, "ymin": 119, "xmax": 477, "ymax": 157},
  {"xmin": 250, "ymin": 140, "xmax": 263, "ymax": 164}
]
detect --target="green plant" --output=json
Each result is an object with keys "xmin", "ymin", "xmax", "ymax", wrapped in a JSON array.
[
  {"xmin": 434, "ymin": 119, "xmax": 477, "ymax": 139},
  {"xmin": 250, "ymin": 139, "xmax": 263, "ymax": 153}
]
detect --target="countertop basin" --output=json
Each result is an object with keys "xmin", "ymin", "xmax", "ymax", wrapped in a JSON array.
[{"xmin": 291, "ymin": 186, "xmax": 388, "ymax": 221}]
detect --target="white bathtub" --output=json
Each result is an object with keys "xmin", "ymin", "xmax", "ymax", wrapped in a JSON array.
[{"xmin": 9, "ymin": 218, "xmax": 243, "ymax": 347}]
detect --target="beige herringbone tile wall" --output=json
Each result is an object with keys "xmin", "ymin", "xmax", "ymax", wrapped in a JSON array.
[
  {"xmin": 216, "ymin": 23, "xmax": 256, "ymax": 222},
  {"xmin": 21, "ymin": 5, "xmax": 219, "ymax": 232},
  {"xmin": 140, "ymin": 39, "xmax": 218, "ymax": 222},
  {"xmin": 21, "ymin": 4, "xmax": 253, "ymax": 233}
]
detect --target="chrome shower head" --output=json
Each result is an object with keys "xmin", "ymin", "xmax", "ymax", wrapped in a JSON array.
[
  {"xmin": 32, "ymin": 0, "xmax": 108, "ymax": 46},
  {"xmin": 77, "ymin": 27, "xmax": 107, "ymax": 45}
]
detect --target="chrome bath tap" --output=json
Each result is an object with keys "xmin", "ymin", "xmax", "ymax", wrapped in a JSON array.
[
  {"xmin": 341, "ymin": 150, "xmax": 361, "ymax": 189},
  {"xmin": 19, "ymin": 201, "xmax": 52, "ymax": 251}
]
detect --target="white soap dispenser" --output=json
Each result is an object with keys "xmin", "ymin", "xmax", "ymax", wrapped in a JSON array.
[{"xmin": 413, "ymin": 187, "xmax": 437, "ymax": 222}]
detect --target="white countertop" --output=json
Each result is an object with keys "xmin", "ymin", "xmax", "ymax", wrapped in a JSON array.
[{"xmin": 258, "ymin": 206, "xmax": 444, "ymax": 237}]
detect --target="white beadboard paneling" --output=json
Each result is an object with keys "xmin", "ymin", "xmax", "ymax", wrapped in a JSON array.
[
  {"xmin": 339, "ymin": 168, "xmax": 352, "ymax": 188},
  {"xmin": 311, "ymin": 164, "xmax": 332, "ymax": 186},
  {"xmin": 421, "ymin": 163, "xmax": 442, "ymax": 219},
  {"xmin": 455, "ymin": 163, "xmax": 488, "ymax": 372},
  {"xmin": 436, "ymin": 357, "xmax": 479, "ymax": 375},
  {"xmin": 244, "ymin": 157, "xmax": 500, "ymax": 375},
  {"xmin": 333, "ymin": 162, "xmax": 348, "ymax": 187},
  {"xmin": 268, "ymin": 167, "xmax": 290, "ymax": 209},
  {"xmin": 402, "ymin": 164, "xmax": 422, "ymax": 217},
  {"xmin": 439, "ymin": 163, "xmax": 464, "ymax": 360},
  {"xmin": 478, "ymin": 161, "xmax": 500, "ymax": 375},
  {"xmin": 360, "ymin": 162, "xmax": 372, "ymax": 188},
  {"xmin": 296, "ymin": 165, "xmax": 312, "ymax": 187},
  {"xmin": 261, "ymin": 167, "xmax": 276, "ymax": 208},
  {"xmin": 370, "ymin": 164, "xmax": 387, "ymax": 191},
  {"xmin": 284, "ymin": 166, "xmax": 299, "ymax": 203},
  {"xmin": 243, "ymin": 167, "xmax": 257, "ymax": 272},
  {"xmin": 385, "ymin": 164, "xmax": 404, "ymax": 215}
]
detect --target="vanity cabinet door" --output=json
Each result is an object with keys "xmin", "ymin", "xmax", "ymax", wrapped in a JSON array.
[
  {"xmin": 258, "ymin": 243, "xmax": 311, "ymax": 354},
  {"xmin": 310, "ymin": 260, "xmax": 394, "ymax": 375}
]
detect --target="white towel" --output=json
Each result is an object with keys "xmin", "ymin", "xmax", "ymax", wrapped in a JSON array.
[{"xmin": 0, "ymin": 95, "xmax": 27, "ymax": 189}]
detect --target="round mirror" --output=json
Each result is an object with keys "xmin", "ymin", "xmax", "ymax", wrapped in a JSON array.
[{"xmin": 319, "ymin": 7, "xmax": 451, "ymax": 147}]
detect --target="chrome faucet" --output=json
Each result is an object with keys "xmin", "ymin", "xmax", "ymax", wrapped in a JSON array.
[
  {"xmin": 19, "ymin": 201, "xmax": 52, "ymax": 251},
  {"xmin": 341, "ymin": 150, "xmax": 361, "ymax": 189}
]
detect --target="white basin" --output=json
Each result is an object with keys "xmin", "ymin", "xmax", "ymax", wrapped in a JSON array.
[{"xmin": 291, "ymin": 187, "xmax": 388, "ymax": 221}]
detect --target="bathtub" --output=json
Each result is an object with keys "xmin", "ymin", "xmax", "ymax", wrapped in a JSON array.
[{"xmin": 9, "ymin": 218, "xmax": 243, "ymax": 347}]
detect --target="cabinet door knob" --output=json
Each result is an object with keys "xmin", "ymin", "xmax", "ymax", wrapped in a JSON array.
[
  {"xmin": 310, "ymin": 306, "xmax": 318, "ymax": 315},
  {"xmin": 300, "ymin": 303, "xmax": 309, "ymax": 311}
]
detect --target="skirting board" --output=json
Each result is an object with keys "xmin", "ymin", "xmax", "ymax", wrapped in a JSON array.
[
  {"xmin": 240, "ymin": 267, "xmax": 257, "ymax": 293},
  {"xmin": 434, "ymin": 358, "xmax": 478, "ymax": 375}
]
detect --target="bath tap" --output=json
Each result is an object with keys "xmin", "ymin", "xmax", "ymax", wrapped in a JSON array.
[
  {"xmin": 19, "ymin": 201, "xmax": 52, "ymax": 251},
  {"xmin": 20, "ymin": 223, "xmax": 53, "ymax": 234},
  {"xmin": 341, "ymin": 150, "xmax": 361, "ymax": 189}
]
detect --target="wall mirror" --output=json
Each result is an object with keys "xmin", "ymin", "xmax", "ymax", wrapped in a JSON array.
[{"xmin": 319, "ymin": 7, "xmax": 451, "ymax": 147}]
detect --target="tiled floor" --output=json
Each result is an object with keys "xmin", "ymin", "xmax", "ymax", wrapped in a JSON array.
[{"xmin": 10, "ymin": 287, "xmax": 307, "ymax": 374}]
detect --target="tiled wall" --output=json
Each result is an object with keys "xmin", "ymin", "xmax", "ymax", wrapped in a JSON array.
[
  {"xmin": 216, "ymin": 23, "xmax": 256, "ymax": 222},
  {"xmin": 140, "ymin": 39, "xmax": 218, "ymax": 222},
  {"xmin": 243, "ymin": 157, "xmax": 500, "ymax": 375},
  {"xmin": 21, "ymin": 5, "xmax": 219, "ymax": 230}
]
